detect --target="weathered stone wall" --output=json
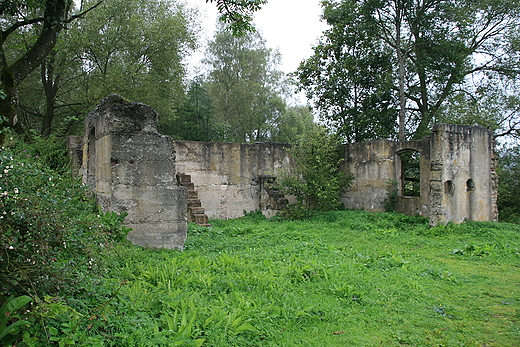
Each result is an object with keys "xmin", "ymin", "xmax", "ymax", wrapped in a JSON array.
[
  {"xmin": 173, "ymin": 141, "xmax": 293, "ymax": 219},
  {"xmin": 428, "ymin": 124, "xmax": 497, "ymax": 225},
  {"xmin": 340, "ymin": 139, "xmax": 396, "ymax": 212},
  {"xmin": 82, "ymin": 94, "xmax": 187, "ymax": 249},
  {"xmin": 338, "ymin": 124, "xmax": 495, "ymax": 225}
]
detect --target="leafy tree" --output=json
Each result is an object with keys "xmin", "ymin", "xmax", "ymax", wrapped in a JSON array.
[
  {"xmin": 206, "ymin": 0, "xmax": 267, "ymax": 35},
  {"xmin": 15, "ymin": 34, "xmax": 86, "ymax": 137},
  {"xmin": 298, "ymin": 0, "xmax": 520, "ymax": 141},
  {"xmin": 438, "ymin": 75, "xmax": 520, "ymax": 141},
  {"xmin": 276, "ymin": 127, "xmax": 353, "ymax": 218},
  {"xmin": 164, "ymin": 77, "xmax": 215, "ymax": 141},
  {"xmin": 204, "ymin": 25, "xmax": 286, "ymax": 143},
  {"xmin": 298, "ymin": 0, "xmax": 397, "ymax": 142},
  {"xmin": 15, "ymin": 0, "xmax": 197, "ymax": 136},
  {"xmin": 0, "ymin": 0, "xmax": 103, "ymax": 142},
  {"xmin": 271, "ymin": 105, "xmax": 315, "ymax": 143},
  {"xmin": 76, "ymin": 0, "xmax": 196, "ymax": 119}
]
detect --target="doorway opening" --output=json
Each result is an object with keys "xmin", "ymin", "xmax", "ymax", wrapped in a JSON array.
[{"xmin": 399, "ymin": 150, "xmax": 421, "ymax": 197}]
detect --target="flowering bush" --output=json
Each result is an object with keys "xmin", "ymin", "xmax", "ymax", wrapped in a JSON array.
[{"xmin": 0, "ymin": 136, "xmax": 129, "ymax": 299}]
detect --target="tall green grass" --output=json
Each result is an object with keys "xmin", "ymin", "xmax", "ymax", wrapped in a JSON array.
[{"xmin": 9, "ymin": 210, "xmax": 520, "ymax": 346}]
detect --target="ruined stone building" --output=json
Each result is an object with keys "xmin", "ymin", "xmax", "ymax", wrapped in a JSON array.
[{"xmin": 70, "ymin": 95, "xmax": 497, "ymax": 249}]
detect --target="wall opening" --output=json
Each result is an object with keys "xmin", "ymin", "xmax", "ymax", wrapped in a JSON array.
[
  {"xmin": 444, "ymin": 180, "xmax": 455, "ymax": 196},
  {"xmin": 466, "ymin": 179, "xmax": 475, "ymax": 192},
  {"xmin": 87, "ymin": 128, "xmax": 96, "ymax": 187},
  {"xmin": 399, "ymin": 150, "xmax": 421, "ymax": 197}
]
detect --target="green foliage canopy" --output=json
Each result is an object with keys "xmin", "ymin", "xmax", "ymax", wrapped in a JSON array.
[
  {"xmin": 165, "ymin": 76, "xmax": 215, "ymax": 141},
  {"xmin": 497, "ymin": 145, "xmax": 520, "ymax": 223},
  {"xmin": 204, "ymin": 25, "xmax": 287, "ymax": 143},
  {"xmin": 206, "ymin": 0, "xmax": 267, "ymax": 35},
  {"xmin": 298, "ymin": 0, "xmax": 397, "ymax": 142},
  {"xmin": 15, "ymin": 0, "xmax": 197, "ymax": 136},
  {"xmin": 0, "ymin": 0, "xmax": 78, "ymax": 142},
  {"xmin": 298, "ymin": 0, "xmax": 520, "ymax": 141}
]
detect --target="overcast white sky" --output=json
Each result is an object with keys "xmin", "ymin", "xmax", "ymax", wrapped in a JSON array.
[{"xmin": 184, "ymin": 0, "xmax": 329, "ymax": 75}]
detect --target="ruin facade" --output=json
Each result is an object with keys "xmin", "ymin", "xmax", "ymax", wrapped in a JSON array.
[
  {"xmin": 80, "ymin": 95, "xmax": 187, "ymax": 249},
  {"xmin": 74, "ymin": 96, "xmax": 497, "ymax": 249}
]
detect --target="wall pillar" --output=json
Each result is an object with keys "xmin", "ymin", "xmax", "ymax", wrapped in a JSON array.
[
  {"xmin": 428, "ymin": 124, "xmax": 495, "ymax": 226},
  {"xmin": 82, "ymin": 94, "xmax": 187, "ymax": 249}
]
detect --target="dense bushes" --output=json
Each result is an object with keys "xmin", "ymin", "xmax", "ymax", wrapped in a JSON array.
[
  {"xmin": 276, "ymin": 127, "xmax": 353, "ymax": 218},
  {"xmin": 0, "ymin": 135, "xmax": 130, "ymax": 345}
]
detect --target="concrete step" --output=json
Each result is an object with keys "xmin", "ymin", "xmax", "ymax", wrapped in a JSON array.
[
  {"xmin": 189, "ymin": 206, "xmax": 206, "ymax": 215},
  {"xmin": 177, "ymin": 174, "xmax": 191, "ymax": 183},
  {"xmin": 188, "ymin": 199, "xmax": 201, "ymax": 207},
  {"xmin": 181, "ymin": 182, "xmax": 195, "ymax": 190},
  {"xmin": 193, "ymin": 214, "xmax": 209, "ymax": 225}
]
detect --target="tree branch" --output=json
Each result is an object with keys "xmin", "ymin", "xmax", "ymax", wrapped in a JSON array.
[
  {"xmin": 65, "ymin": 1, "xmax": 104, "ymax": 24},
  {"xmin": 2, "ymin": 17, "xmax": 44, "ymax": 41}
]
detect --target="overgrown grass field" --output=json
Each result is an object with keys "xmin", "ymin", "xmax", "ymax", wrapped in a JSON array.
[
  {"xmin": 2, "ymin": 136, "xmax": 519, "ymax": 346},
  {"xmin": 56, "ymin": 210, "xmax": 519, "ymax": 346}
]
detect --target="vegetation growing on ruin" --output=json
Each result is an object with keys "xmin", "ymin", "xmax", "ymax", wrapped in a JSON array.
[
  {"xmin": 276, "ymin": 127, "xmax": 353, "ymax": 218},
  {"xmin": 2, "ymin": 0, "xmax": 520, "ymax": 344}
]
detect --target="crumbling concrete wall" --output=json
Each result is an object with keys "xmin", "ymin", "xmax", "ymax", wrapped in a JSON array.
[
  {"xmin": 76, "ymin": 98, "xmax": 497, "ymax": 247},
  {"xmin": 340, "ymin": 139, "xmax": 396, "ymax": 212},
  {"xmin": 428, "ymin": 124, "xmax": 497, "ymax": 225},
  {"xmin": 82, "ymin": 94, "xmax": 187, "ymax": 249},
  {"xmin": 174, "ymin": 141, "xmax": 293, "ymax": 219},
  {"xmin": 339, "ymin": 124, "xmax": 496, "ymax": 225}
]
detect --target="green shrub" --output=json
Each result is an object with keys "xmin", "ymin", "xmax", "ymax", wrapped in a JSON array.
[
  {"xmin": 276, "ymin": 127, "xmax": 353, "ymax": 218},
  {"xmin": 497, "ymin": 145, "xmax": 520, "ymax": 223},
  {"xmin": 382, "ymin": 179, "xmax": 398, "ymax": 212},
  {"xmin": 0, "ymin": 135, "xmax": 129, "ymax": 299}
]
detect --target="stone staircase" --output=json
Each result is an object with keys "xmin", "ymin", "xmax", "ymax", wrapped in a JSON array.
[{"xmin": 177, "ymin": 173, "xmax": 211, "ymax": 227}]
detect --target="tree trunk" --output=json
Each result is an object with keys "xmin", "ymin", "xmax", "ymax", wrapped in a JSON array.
[
  {"xmin": 395, "ymin": 0, "xmax": 406, "ymax": 142},
  {"xmin": 41, "ymin": 55, "xmax": 59, "ymax": 137},
  {"xmin": 0, "ymin": 70, "xmax": 23, "ymax": 143},
  {"xmin": 0, "ymin": 0, "xmax": 70, "ymax": 144}
]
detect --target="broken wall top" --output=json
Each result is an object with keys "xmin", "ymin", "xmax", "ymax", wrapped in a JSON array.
[{"xmin": 85, "ymin": 94, "xmax": 159, "ymax": 138}]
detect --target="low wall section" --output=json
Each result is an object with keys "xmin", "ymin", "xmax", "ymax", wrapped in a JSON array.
[
  {"xmin": 174, "ymin": 141, "xmax": 293, "ymax": 219},
  {"xmin": 340, "ymin": 140, "xmax": 396, "ymax": 212}
]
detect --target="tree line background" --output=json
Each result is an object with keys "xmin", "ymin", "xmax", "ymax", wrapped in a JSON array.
[{"xmin": 1, "ymin": 0, "xmax": 520, "ymax": 220}]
